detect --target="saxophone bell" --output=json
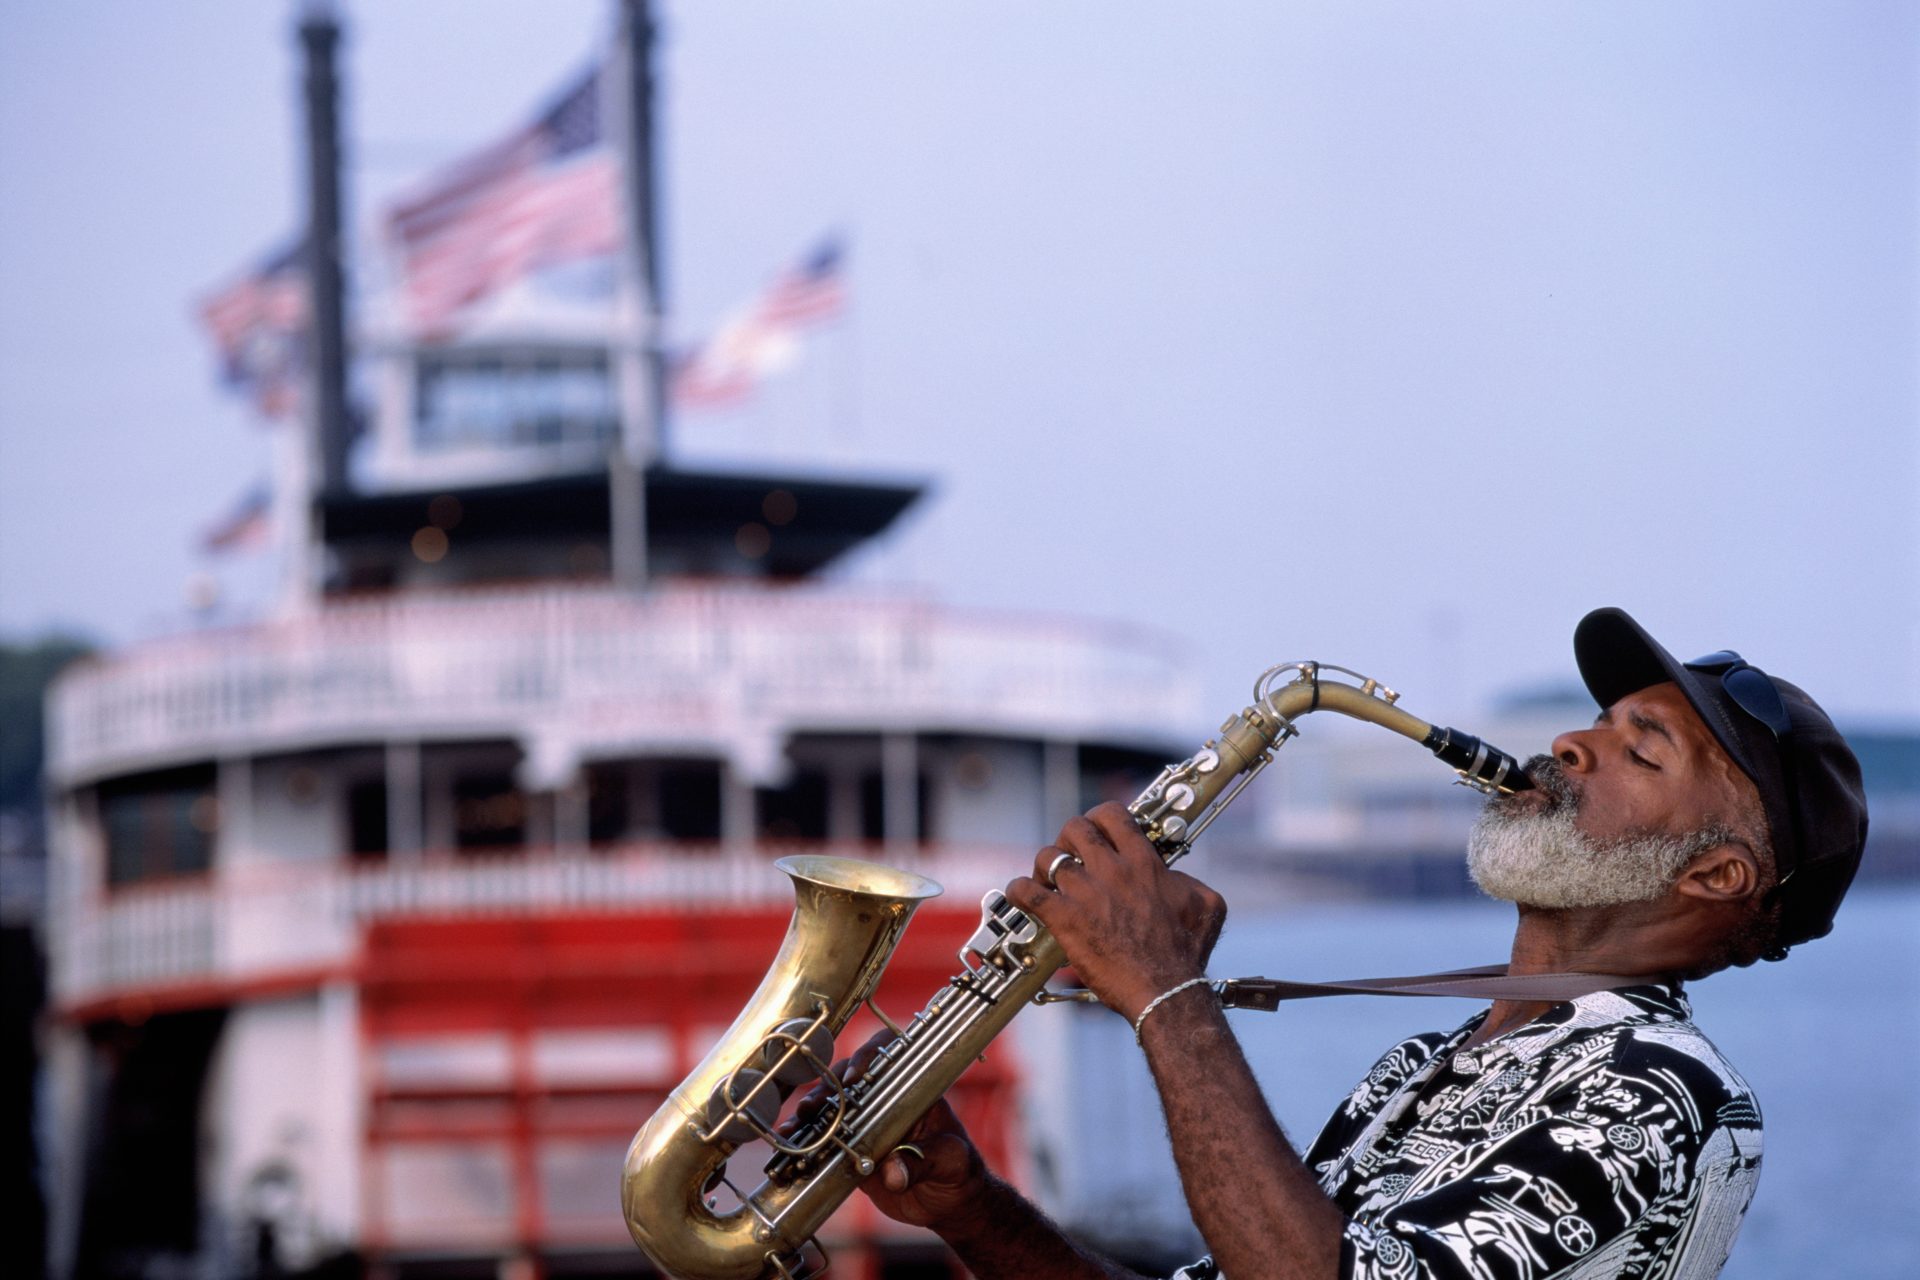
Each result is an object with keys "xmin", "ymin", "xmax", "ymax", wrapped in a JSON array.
[{"xmin": 623, "ymin": 856, "xmax": 940, "ymax": 1280}]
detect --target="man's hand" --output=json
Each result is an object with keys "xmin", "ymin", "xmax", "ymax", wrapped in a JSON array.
[
  {"xmin": 1005, "ymin": 802, "xmax": 1228, "ymax": 1023},
  {"xmin": 781, "ymin": 1031, "xmax": 990, "ymax": 1234},
  {"xmin": 859, "ymin": 1096, "xmax": 989, "ymax": 1232}
]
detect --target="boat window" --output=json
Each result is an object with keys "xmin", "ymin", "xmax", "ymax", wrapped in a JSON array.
[
  {"xmin": 656, "ymin": 760, "xmax": 723, "ymax": 842},
  {"xmin": 453, "ymin": 771, "xmax": 526, "ymax": 850},
  {"xmin": 756, "ymin": 769, "xmax": 831, "ymax": 841},
  {"xmin": 98, "ymin": 764, "xmax": 218, "ymax": 886},
  {"xmin": 414, "ymin": 348, "xmax": 618, "ymax": 452},
  {"xmin": 348, "ymin": 778, "xmax": 389, "ymax": 858}
]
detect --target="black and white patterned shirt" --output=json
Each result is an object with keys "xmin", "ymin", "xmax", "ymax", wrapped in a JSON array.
[{"xmin": 1172, "ymin": 985, "xmax": 1763, "ymax": 1279}]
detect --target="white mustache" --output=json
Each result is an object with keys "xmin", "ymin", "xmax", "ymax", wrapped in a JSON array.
[{"xmin": 1503, "ymin": 753, "xmax": 1576, "ymax": 812}]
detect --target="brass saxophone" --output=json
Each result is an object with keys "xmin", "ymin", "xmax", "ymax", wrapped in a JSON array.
[{"xmin": 621, "ymin": 662, "xmax": 1531, "ymax": 1280}]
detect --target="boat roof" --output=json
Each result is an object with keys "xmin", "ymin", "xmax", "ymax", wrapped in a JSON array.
[{"xmin": 319, "ymin": 464, "xmax": 926, "ymax": 586}]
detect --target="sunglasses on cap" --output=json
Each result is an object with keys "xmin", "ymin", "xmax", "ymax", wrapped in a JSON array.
[
  {"xmin": 1684, "ymin": 650, "xmax": 1792, "ymax": 740},
  {"xmin": 1686, "ymin": 650, "xmax": 1802, "ymax": 925}
]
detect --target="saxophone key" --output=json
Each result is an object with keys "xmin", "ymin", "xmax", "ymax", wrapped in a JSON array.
[
  {"xmin": 704, "ymin": 1069, "xmax": 785, "ymax": 1145},
  {"xmin": 958, "ymin": 890, "xmax": 1039, "ymax": 970},
  {"xmin": 759, "ymin": 1018, "xmax": 837, "ymax": 1091}
]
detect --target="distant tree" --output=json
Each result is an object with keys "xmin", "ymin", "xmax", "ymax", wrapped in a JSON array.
[
  {"xmin": 0, "ymin": 635, "xmax": 94, "ymax": 819},
  {"xmin": 1, "ymin": 636, "xmax": 88, "ymax": 1280}
]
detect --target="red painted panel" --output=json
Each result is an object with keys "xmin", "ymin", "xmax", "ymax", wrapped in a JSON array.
[{"xmin": 358, "ymin": 903, "xmax": 1026, "ymax": 1258}]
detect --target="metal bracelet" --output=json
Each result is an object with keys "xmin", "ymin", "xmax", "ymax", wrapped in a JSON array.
[{"xmin": 1132, "ymin": 976, "xmax": 1214, "ymax": 1046}]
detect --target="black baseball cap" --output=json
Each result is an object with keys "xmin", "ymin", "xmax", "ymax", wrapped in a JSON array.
[{"xmin": 1572, "ymin": 607, "xmax": 1868, "ymax": 951}]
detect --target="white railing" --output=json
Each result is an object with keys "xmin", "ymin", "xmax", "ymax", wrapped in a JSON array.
[
  {"xmin": 51, "ymin": 841, "xmax": 1022, "ymax": 1008},
  {"xmin": 48, "ymin": 585, "xmax": 1195, "ymax": 785}
]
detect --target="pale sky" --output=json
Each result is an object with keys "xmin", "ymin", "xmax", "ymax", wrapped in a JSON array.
[{"xmin": 1, "ymin": 0, "xmax": 1914, "ymax": 727}]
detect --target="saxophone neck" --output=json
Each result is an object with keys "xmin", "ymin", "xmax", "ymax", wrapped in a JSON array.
[
  {"xmin": 1128, "ymin": 662, "xmax": 1533, "ymax": 851},
  {"xmin": 1128, "ymin": 700, "xmax": 1291, "ymax": 850}
]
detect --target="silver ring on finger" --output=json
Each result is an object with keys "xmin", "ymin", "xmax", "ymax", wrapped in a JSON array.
[{"xmin": 1046, "ymin": 851, "xmax": 1082, "ymax": 888}]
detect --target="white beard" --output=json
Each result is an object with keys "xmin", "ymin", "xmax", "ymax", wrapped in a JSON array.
[{"xmin": 1466, "ymin": 758, "xmax": 1707, "ymax": 909}]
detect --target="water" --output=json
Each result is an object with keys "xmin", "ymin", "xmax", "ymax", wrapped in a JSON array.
[{"xmin": 1198, "ymin": 885, "xmax": 1919, "ymax": 1279}]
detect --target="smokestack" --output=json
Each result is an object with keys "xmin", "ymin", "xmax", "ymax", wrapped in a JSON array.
[
  {"xmin": 610, "ymin": 0, "xmax": 663, "ymax": 590},
  {"xmin": 300, "ymin": 6, "xmax": 351, "ymax": 499},
  {"xmin": 623, "ymin": 0, "xmax": 662, "ymax": 332}
]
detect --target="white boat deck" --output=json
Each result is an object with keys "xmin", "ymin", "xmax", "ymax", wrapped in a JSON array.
[{"xmin": 48, "ymin": 583, "xmax": 1195, "ymax": 788}]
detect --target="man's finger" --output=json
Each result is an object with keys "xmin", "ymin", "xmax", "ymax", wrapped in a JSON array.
[
  {"xmin": 1056, "ymin": 814, "xmax": 1120, "ymax": 868},
  {"xmin": 831, "ymin": 1026, "xmax": 902, "ymax": 1091},
  {"xmin": 876, "ymin": 1134, "xmax": 964, "ymax": 1194},
  {"xmin": 1033, "ymin": 845, "xmax": 1082, "ymax": 887},
  {"xmin": 787, "ymin": 1073, "xmax": 834, "ymax": 1127},
  {"xmin": 1005, "ymin": 875, "xmax": 1060, "ymax": 919},
  {"xmin": 1087, "ymin": 803, "xmax": 1158, "ymax": 865}
]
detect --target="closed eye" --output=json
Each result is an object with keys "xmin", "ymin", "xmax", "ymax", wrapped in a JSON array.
[{"xmin": 1630, "ymin": 751, "xmax": 1661, "ymax": 771}]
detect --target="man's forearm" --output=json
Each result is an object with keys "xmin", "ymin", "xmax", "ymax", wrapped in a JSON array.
[
  {"xmin": 1139, "ymin": 989, "xmax": 1344, "ymax": 1280},
  {"xmin": 937, "ymin": 1171, "xmax": 1154, "ymax": 1280}
]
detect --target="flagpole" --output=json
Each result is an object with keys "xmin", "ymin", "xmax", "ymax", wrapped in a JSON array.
[{"xmin": 609, "ymin": 0, "xmax": 663, "ymax": 591}]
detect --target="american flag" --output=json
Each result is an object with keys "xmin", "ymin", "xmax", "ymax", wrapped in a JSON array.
[
  {"xmin": 200, "ymin": 483, "xmax": 273, "ymax": 554},
  {"xmin": 755, "ymin": 238, "xmax": 848, "ymax": 327},
  {"xmin": 386, "ymin": 65, "xmax": 621, "ymax": 336},
  {"xmin": 674, "ymin": 237, "xmax": 848, "ymax": 409},
  {"xmin": 199, "ymin": 241, "xmax": 308, "ymax": 418}
]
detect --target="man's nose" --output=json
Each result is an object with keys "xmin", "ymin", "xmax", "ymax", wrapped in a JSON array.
[{"xmin": 1550, "ymin": 728, "xmax": 1597, "ymax": 773}]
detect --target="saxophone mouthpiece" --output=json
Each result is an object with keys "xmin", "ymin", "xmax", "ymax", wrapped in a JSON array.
[{"xmin": 1422, "ymin": 726, "xmax": 1533, "ymax": 794}]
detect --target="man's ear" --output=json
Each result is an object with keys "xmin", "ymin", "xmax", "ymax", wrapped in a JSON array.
[{"xmin": 1673, "ymin": 844, "xmax": 1760, "ymax": 904}]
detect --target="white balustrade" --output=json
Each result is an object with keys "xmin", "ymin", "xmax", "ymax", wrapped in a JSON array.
[
  {"xmin": 48, "ymin": 586, "xmax": 1193, "ymax": 785},
  {"xmin": 50, "ymin": 842, "xmax": 1024, "ymax": 1008}
]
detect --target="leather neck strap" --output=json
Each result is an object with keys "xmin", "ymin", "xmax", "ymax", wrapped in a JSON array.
[{"xmin": 1214, "ymin": 964, "xmax": 1652, "ymax": 1012}]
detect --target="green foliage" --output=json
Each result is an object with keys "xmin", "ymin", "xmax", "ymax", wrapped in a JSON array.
[{"xmin": 0, "ymin": 636, "xmax": 94, "ymax": 813}]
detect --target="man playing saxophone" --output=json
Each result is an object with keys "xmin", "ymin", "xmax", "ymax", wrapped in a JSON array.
[{"xmin": 833, "ymin": 608, "xmax": 1867, "ymax": 1280}]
